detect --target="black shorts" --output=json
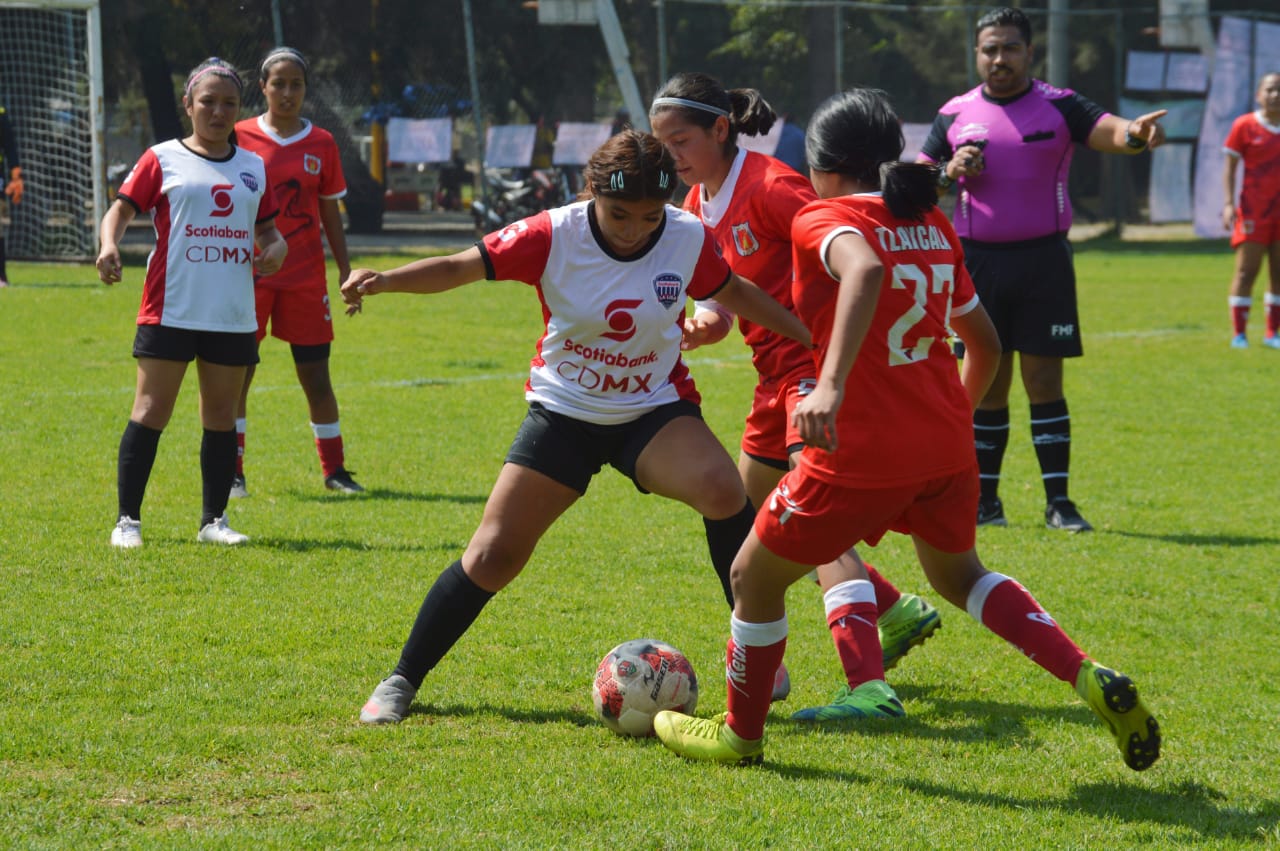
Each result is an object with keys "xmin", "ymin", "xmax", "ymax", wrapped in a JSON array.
[
  {"xmin": 132, "ymin": 324, "xmax": 260, "ymax": 366},
  {"xmin": 505, "ymin": 399, "xmax": 702, "ymax": 496},
  {"xmin": 962, "ymin": 235, "xmax": 1083, "ymax": 358}
]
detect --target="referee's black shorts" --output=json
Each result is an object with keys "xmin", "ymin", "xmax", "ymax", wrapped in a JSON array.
[{"xmin": 962, "ymin": 234, "xmax": 1083, "ymax": 358}]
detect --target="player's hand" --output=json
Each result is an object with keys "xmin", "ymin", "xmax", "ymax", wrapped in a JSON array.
[
  {"xmin": 792, "ymin": 384, "xmax": 843, "ymax": 452},
  {"xmin": 5, "ymin": 167, "xmax": 22, "ymax": 205},
  {"xmin": 1129, "ymin": 110, "xmax": 1168, "ymax": 150},
  {"xmin": 96, "ymin": 246, "xmax": 123, "ymax": 285},
  {"xmin": 341, "ymin": 269, "xmax": 384, "ymax": 316},
  {"xmin": 681, "ymin": 314, "xmax": 722, "ymax": 351},
  {"xmin": 1222, "ymin": 203, "xmax": 1236, "ymax": 230},
  {"xmin": 952, "ymin": 143, "xmax": 986, "ymax": 178},
  {"xmin": 254, "ymin": 239, "xmax": 287, "ymax": 276}
]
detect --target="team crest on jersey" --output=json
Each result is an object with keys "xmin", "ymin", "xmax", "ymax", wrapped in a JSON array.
[
  {"xmin": 652, "ymin": 272, "xmax": 683, "ymax": 308},
  {"xmin": 239, "ymin": 171, "xmax": 259, "ymax": 192},
  {"xmin": 731, "ymin": 222, "xmax": 760, "ymax": 256},
  {"xmin": 498, "ymin": 220, "xmax": 529, "ymax": 242},
  {"xmin": 303, "ymin": 154, "xmax": 322, "ymax": 175}
]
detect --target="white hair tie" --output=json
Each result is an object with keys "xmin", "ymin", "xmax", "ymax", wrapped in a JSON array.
[{"xmin": 650, "ymin": 97, "xmax": 729, "ymax": 118}]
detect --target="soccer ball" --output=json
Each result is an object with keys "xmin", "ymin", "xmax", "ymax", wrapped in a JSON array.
[{"xmin": 592, "ymin": 638, "xmax": 698, "ymax": 737}]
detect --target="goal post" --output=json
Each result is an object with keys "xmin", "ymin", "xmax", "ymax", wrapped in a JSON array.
[{"xmin": 0, "ymin": 0, "xmax": 104, "ymax": 260}]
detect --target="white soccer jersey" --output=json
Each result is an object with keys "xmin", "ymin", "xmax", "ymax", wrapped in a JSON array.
[
  {"xmin": 118, "ymin": 139, "xmax": 278, "ymax": 332},
  {"xmin": 479, "ymin": 200, "xmax": 731, "ymax": 424}
]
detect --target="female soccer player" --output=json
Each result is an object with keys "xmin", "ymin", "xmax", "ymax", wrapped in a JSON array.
[
  {"xmin": 0, "ymin": 101, "xmax": 22, "ymax": 288},
  {"xmin": 1223, "ymin": 71, "xmax": 1280, "ymax": 349},
  {"xmin": 232, "ymin": 47, "xmax": 363, "ymax": 495},
  {"xmin": 344, "ymin": 130, "xmax": 811, "ymax": 724},
  {"xmin": 97, "ymin": 57, "xmax": 286, "ymax": 548},
  {"xmin": 649, "ymin": 72, "xmax": 938, "ymax": 718},
  {"xmin": 653, "ymin": 88, "xmax": 1160, "ymax": 772}
]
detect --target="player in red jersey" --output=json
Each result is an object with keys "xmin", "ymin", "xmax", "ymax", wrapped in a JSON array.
[
  {"xmin": 653, "ymin": 88, "xmax": 1160, "ymax": 772},
  {"xmin": 97, "ymin": 58, "xmax": 286, "ymax": 548},
  {"xmin": 1223, "ymin": 72, "xmax": 1280, "ymax": 348},
  {"xmin": 341, "ymin": 131, "xmax": 812, "ymax": 725},
  {"xmin": 650, "ymin": 72, "xmax": 939, "ymax": 717},
  {"xmin": 232, "ymin": 48, "xmax": 363, "ymax": 496}
]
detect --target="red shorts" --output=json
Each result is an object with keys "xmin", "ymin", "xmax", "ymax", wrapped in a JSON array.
[
  {"xmin": 753, "ymin": 463, "xmax": 979, "ymax": 565},
  {"xmin": 1231, "ymin": 216, "xmax": 1280, "ymax": 249},
  {"xmin": 254, "ymin": 285, "xmax": 334, "ymax": 345},
  {"xmin": 740, "ymin": 373, "xmax": 816, "ymax": 464}
]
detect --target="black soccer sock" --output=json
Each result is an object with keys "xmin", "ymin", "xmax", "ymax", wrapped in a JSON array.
[
  {"xmin": 703, "ymin": 499, "xmax": 754, "ymax": 610},
  {"xmin": 0, "ymin": 236, "xmax": 7, "ymax": 281},
  {"xmin": 1030, "ymin": 399, "xmax": 1071, "ymax": 504},
  {"xmin": 117, "ymin": 420, "xmax": 162, "ymax": 520},
  {"xmin": 200, "ymin": 427, "xmax": 238, "ymax": 526},
  {"xmin": 393, "ymin": 559, "xmax": 496, "ymax": 689},
  {"xmin": 973, "ymin": 407, "xmax": 1010, "ymax": 503}
]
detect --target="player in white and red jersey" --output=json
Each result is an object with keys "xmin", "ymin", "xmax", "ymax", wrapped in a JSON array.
[
  {"xmin": 654, "ymin": 88, "xmax": 1160, "ymax": 773},
  {"xmin": 1223, "ymin": 72, "xmax": 1280, "ymax": 348},
  {"xmin": 96, "ymin": 58, "xmax": 286, "ymax": 549},
  {"xmin": 343, "ymin": 130, "xmax": 812, "ymax": 725},
  {"xmin": 650, "ymin": 72, "xmax": 940, "ymax": 716},
  {"xmin": 233, "ymin": 47, "xmax": 363, "ymax": 497}
]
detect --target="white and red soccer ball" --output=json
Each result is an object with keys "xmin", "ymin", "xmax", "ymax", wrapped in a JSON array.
[{"xmin": 592, "ymin": 638, "xmax": 698, "ymax": 737}]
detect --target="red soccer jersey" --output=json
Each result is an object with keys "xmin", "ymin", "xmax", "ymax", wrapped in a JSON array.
[
  {"xmin": 684, "ymin": 150, "xmax": 815, "ymax": 383},
  {"xmin": 790, "ymin": 194, "xmax": 981, "ymax": 487},
  {"xmin": 1224, "ymin": 111, "xmax": 1280, "ymax": 222},
  {"xmin": 235, "ymin": 116, "xmax": 347, "ymax": 291}
]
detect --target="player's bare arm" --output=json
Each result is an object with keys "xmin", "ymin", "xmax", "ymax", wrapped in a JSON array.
[
  {"xmin": 680, "ymin": 301, "xmax": 734, "ymax": 351},
  {"xmin": 341, "ymin": 245, "xmax": 487, "ymax": 314},
  {"xmin": 714, "ymin": 273, "xmax": 811, "ymax": 350},
  {"xmin": 950, "ymin": 303, "xmax": 1001, "ymax": 411},
  {"xmin": 1221, "ymin": 153, "xmax": 1241, "ymax": 229},
  {"xmin": 792, "ymin": 232, "xmax": 881, "ymax": 452},
  {"xmin": 95, "ymin": 198, "xmax": 137, "ymax": 285},
  {"xmin": 254, "ymin": 221, "xmax": 287, "ymax": 276},
  {"xmin": 1088, "ymin": 109, "xmax": 1167, "ymax": 154}
]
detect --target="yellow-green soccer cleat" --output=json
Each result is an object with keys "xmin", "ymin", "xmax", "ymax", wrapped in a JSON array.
[
  {"xmin": 790, "ymin": 679, "xmax": 906, "ymax": 722},
  {"xmin": 878, "ymin": 593, "xmax": 942, "ymax": 670},
  {"xmin": 653, "ymin": 711, "xmax": 764, "ymax": 766},
  {"xmin": 1075, "ymin": 660, "xmax": 1161, "ymax": 771}
]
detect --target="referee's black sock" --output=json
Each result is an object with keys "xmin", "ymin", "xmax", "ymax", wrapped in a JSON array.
[
  {"xmin": 0, "ymin": 236, "xmax": 8, "ymax": 281},
  {"xmin": 117, "ymin": 419, "xmax": 162, "ymax": 520},
  {"xmin": 394, "ymin": 559, "xmax": 495, "ymax": 689},
  {"xmin": 973, "ymin": 407, "xmax": 1010, "ymax": 503},
  {"xmin": 1030, "ymin": 399, "xmax": 1071, "ymax": 504},
  {"xmin": 703, "ymin": 499, "xmax": 754, "ymax": 610}
]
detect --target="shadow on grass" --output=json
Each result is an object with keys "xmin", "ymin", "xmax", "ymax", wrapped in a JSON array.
[
  {"xmin": 1105, "ymin": 529, "xmax": 1280, "ymax": 547},
  {"xmin": 407, "ymin": 700, "xmax": 594, "ymax": 727},
  {"xmin": 288, "ymin": 488, "xmax": 487, "ymax": 506},
  {"xmin": 1073, "ymin": 234, "xmax": 1229, "ymax": 256},
  {"xmin": 249, "ymin": 536, "xmax": 452, "ymax": 553}
]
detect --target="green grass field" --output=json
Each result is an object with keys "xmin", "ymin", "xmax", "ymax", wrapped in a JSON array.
[{"xmin": 2, "ymin": 237, "xmax": 1278, "ymax": 848}]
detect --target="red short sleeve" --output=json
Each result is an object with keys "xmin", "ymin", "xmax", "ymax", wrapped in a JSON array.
[
  {"xmin": 117, "ymin": 149, "xmax": 163, "ymax": 213},
  {"xmin": 480, "ymin": 211, "xmax": 554, "ymax": 283},
  {"xmin": 686, "ymin": 225, "xmax": 732, "ymax": 300}
]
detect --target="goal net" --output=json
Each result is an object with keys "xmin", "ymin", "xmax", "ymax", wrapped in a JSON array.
[{"xmin": 0, "ymin": 0, "xmax": 104, "ymax": 259}]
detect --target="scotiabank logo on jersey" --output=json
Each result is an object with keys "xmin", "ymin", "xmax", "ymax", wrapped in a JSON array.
[
  {"xmin": 209, "ymin": 183, "xmax": 235, "ymax": 217},
  {"xmin": 602, "ymin": 298, "xmax": 643, "ymax": 342}
]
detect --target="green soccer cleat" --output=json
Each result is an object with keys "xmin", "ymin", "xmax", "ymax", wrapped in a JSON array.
[
  {"xmin": 790, "ymin": 679, "xmax": 906, "ymax": 722},
  {"xmin": 1075, "ymin": 660, "xmax": 1161, "ymax": 771},
  {"xmin": 653, "ymin": 711, "xmax": 764, "ymax": 766},
  {"xmin": 879, "ymin": 593, "xmax": 942, "ymax": 670}
]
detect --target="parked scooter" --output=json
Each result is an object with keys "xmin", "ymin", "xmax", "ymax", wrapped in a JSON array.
[{"xmin": 471, "ymin": 167, "xmax": 572, "ymax": 231}]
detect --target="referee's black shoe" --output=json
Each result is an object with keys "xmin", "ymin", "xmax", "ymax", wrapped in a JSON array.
[
  {"xmin": 1046, "ymin": 498, "xmax": 1093, "ymax": 532},
  {"xmin": 977, "ymin": 497, "xmax": 1007, "ymax": 527}
]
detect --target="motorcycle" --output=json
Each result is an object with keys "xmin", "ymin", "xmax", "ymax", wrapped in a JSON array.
[{"xmin": 471, "ymin": 167, "xmax": 572, "ymax": 231}]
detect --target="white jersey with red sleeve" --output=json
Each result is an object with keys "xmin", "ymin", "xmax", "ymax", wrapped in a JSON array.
[
  {"xmin": 790, "ymin": 193, "xmax": 980, "ymax": 487},
  {"xmin": 479, "ymin": 200, "xmax": 731, "ymax": 425},
  {"xmin": 234, "ymin": 116, "xmax": 348, "ymax": 291},
  {"xmin": 118, "ymin": 139, "xmax": 278, "ymax": 332},
  {"xmin": 685, "ymin": 149, "xmax": 816, "ymax": 383}
]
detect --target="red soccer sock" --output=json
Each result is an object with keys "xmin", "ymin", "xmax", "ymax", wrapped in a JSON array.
[
  {"xmin": 312, "ymin": 421, "xmax": 345, "ymax": 477},
  {"xmin": 825, "ymin": 579, "xmax": 884, "ymax": 688},
  {"xmin": 1230, "ymin": 297, "xmax": 1251, "ymax": 335},
  {"xmin": 724, "ymin": 616, "xmax": 787, "ymax": 742},
  {"xmin": 863, "ymin": 561, "xmax": 901, "ymax": 612},
  {"xmin": 235, "ymin": 418, "xmax": 246, "ymax": 476},
  {"xmin": 966, "ymin": 572, "xmax": 1086, "ymax": 684}
]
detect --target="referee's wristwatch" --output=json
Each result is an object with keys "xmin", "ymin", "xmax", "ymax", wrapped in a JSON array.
[
  {"xmin": 1124, "ymin": 123, "xmax": 1149, "ymax": 150},
  {"xmin": 936, "ymin": 162, "xmax": 954, "ymax": 190}
]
